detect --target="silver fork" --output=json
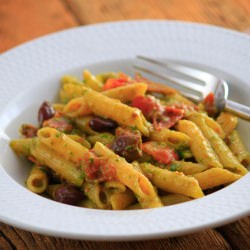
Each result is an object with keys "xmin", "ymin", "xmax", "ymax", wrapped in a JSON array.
[{"xmin": 134, "ymin": 55, "xmax": 250, "ymax": 121}]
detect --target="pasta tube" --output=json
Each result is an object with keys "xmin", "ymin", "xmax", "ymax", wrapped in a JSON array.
[
  {"xmin": 84, "ymin": 182, "xmax": 110, "ymax": 209},
  {"xmin": 194, "ymin": 168, "xmax": 242, "ymax": 190},
  {"xmin": 37, "ymin": 127, "xmax": 88, "ymax": 165},
  {"xmin": 30, "ymin": 141, "xmax": 83, "ymax": 186},
  {"xmin": 176, "ymin": 120, "xmax": 223, "ymax": 169},
  {"xmin": 85, "ymin": 89, "xmax": 151, "ymax": 136},
  {"xmin": 167, "ymin": 161, "xmax": 208, "ymax": 175},
  {"xmin": 26, "ymin": 165, "xmax": 48, "ymax": 193},
  {"xmin": 10, "ymin": 138, "xmax": 33, "ymax": 157},
  {"xmin": 140, "ymin": 163, "xmax": 204, "ymax": 199},
  {"xmin": 189, "ymin": 113, "xmax": 247, "ymax": 175},
  {"xmin": 217, "ymin": 112, "xmax": 238, "ymax": 136},
  {"xmin": 103, "ymin": 83, "xmax": 147, "ymax": 101},
  {"xmin": 83, "ymin": 70, "xmax": 103, "ymax": 91},
  {"xmin": 93, "ymin": 142, "xmax": 163, "ymax": 208},
  {"xmin": 228, "ymin": 130, "xmax": 250, "ymax": 166},
  {"xmin": 150, "ymin": 128, "xmax": 191, "ymax": 150},
  {"xmin": 107, "ymin": 189, "xmax": 136, "ymax": 210},
  {"xmin": 160, "ymin": 194, "xmax": 192, "ymax": 206}
]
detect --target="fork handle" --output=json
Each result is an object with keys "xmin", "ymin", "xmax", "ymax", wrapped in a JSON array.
[{"xmin": 224, "ymin": 99, "xmax": 250, "ymax": 121}]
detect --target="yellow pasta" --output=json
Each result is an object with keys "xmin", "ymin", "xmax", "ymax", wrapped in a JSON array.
[
  {"xmin": 140, "ymin": 163, "xmax": 204, "ymax": 199},
  {"xmin": 176, "ymin": 120, "xmax": 223, "ymax": 169},
  {"xmin": 107, "ymin": 189, "xmax": 136, "ymax": 210},
  {"xmin": 93, "ymin": 142, "xmax": 163, "ymax": 208},
  {"xmin": 194, "ymin": 168, "xmax": 242, "ymax": 190},
  {"xmin": 217, "ymin": 112, "xmax": 238, "ymax": 136},
  {"xmin": 63, "ymin": 96, "xmax": 92, "ymax": 117},
  {"xmin": 30, "ymin": 140, "xmax": 83, "ymax": 186},
  {"xmin": 59, "ymin": 83, "xmax": 87, "ymax": 103},
  {"xmin": 160, "ymin": 194, "xmax": 192, "ymax": 206},
  {"xmin": 84, "ymin": 89, "xmax": 151, "ymax": 136},
  {"xmin": 167, "ymin": 161, "xmax": 208, "ymax": 175},
  {"xmin": 37, "ymin": 127, "xmax": 88, "ymax": 165},
  {"xmin": 26, "ymin": 165, "xmax": 48, "ymax": 194},
  {"xmin": 150, "ymin": 128, "xmax": 191, "ymax": 150},
  {"xmin": 84, "ymin": 182, "xmax": 110, "ymax": 209},
  {"xmin": 189, "ymin": 113, "xmax": 247, "ymax": 175},
  {"xmin": 103, "ymin": 83, "xmax": 147, "ymax": 101},
  {"xmin": 83, "ymin": 70, "xmax": 103, "ymax": 91},
  {"xmin": 10, "ymin": 138, "xmax": 33, "ymax": 157},
  {"xmin": 228, "ymin": 130, "xmax": 250, "ymax": 166}
]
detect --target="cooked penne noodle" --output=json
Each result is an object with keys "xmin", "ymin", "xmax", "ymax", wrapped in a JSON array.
[
  {"xmin": 84, "ymin": 182, "xmax": 110, "ymax": 209},
  {"xmin": 176, "ymin": 120, "xmax": 223, "ymax": 169},
  {"xmin": 199, "ymin": 112, "xmax": 225, "ymax": 139},
  {"xmin": 10, "ymin": 138, "xmax": 34, "ymax": 157},
  {"xmin": 189, "ymin": 113, "xmax": 247, "ymax": 175},
  {"xmin": 160, "ymin": 194, "xmax": 192, "ymax": 206},
  {"xmin": 93, "ymin": 142, "xmax": 163, "ymax": 208},
  {"xmin": 228, "ymin": 130, "xmax": 250, "ymax": 166},
  {"xmin": 37, "ymin": 127, "xmax": 88, "ymax": 165},
  {"xmin": 167, "ymin": 161, "xmax": 208, "ymax": 175},
  {"xmin": 63, "ymin": 96, "xmax": 92, "ymax": 117},
  {"xmin": 85, "ymin": 89, "xmax": 151, "ymax": 136},
  {"xmin": 87, "ymin": 133, "xmax": 115, "ymax": 146},
  {"xmin": 150, "ymin": 128, "xmax": 191, "ymax": 150},
  {"xmin": 194, "ymin": 168, "xmax": 242, "ymax": 190},
  {"xmin": 103, "ymin": 83, "xmax": 147, "ymax": 101},
  {"xmin": 217, "ymin": 112, "xmax": 238, "ymax": 136},
  {"xmin": 83, "ymin": 70, "xmax": 103, "ymax": 91},
  {"xmin": 67, "ymin": 134, "xmax": 91, "ymax": 149},
  {"xmin": 104, "ymin": 181, "xmax": 126, "ymax": 193},
  {"xmin": 26, "ymin": 165, "xmax": 48, "ymax": 194},
  {"xmin": 59, "ymin": 83, "xmax": 87, "ymax": 103},
  {"xmin": 30, "ymin": 140, "xmax": 83, "ymax": 186},
  {"xmin": 140, "ymin": 163, "xmax": 204, "ymax": 199},
  {"xmin": 107, "ymin": 188, "xmax": 136, "ymax": 210}
]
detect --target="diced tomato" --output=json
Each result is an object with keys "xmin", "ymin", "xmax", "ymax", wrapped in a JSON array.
[
  {"xmin": 103, "ymin": 78, "xmax": 127, "ymax": 90},
  {"xmin": 154, "ymin": 106, "xmax": 184, "ymax": 130},
  {"xmin": 142, "ymin": 141, "xmax": 178, "ymax": 164},
  {"xmin": 83, "ymin": 151, "xmax": 116, "ymax": 181},
  {"xmin": 203, "ymin": 93, "xmax": 217, "ymax": 117},
  {"xmin": 131, "ymin": 95, "xmax": 163, "ymax": 117},
  {"xmin": 103, "ymin": 73, "xmax": 131, "ymax": 91}
]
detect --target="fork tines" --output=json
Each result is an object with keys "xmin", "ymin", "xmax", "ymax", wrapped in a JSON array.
[{"xmin": 134, "ymin": 55, "xmax": 218, "ymax": 102}]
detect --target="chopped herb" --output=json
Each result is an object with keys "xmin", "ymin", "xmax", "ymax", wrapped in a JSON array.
[
  {"xmin": 89, "ymin": 158, "xmax": 94, "ymax": 163},
  {"xmin": 170, "ymin": 163, "xmax": 179, "ymax": 171},
  {"xmin": 55, "ymin": 132, "xmax": 62, "ymax": 138}
]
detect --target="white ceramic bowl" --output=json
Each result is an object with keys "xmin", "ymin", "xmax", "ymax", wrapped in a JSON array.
[{"xmin": 0, "ymin": 21, "xmax": 249, "ymax": 241}]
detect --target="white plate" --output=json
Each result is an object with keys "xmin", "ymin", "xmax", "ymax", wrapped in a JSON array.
[{"xmin": 0, "ymin": 21, "xmax": 249, "ymax": 241}]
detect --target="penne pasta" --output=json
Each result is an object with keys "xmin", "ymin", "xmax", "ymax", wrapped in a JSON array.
[
  {"xmin": 227, "ymin": 130, "xmax": 250, "ymax": 166},
  {"xmin": 84, "ymin": 89, "xmax": 151, "ymax": 136},
  {"xmin": 140, "ymin": 162, "xmax": 204, "ymax": 199},
  {"xmin": 93, "ymin": 142, "xmax": 163, "ymax": 208},
  {"xmin": 30, "ymin": 140, "xmax": 84, "ymax": 186},
  {"xmin": 150, "ymin": 128, "xmax": 191, "ymax": 150},
  {"xmin": 26, "ymin": 165, "xmax": 48, "ymax": 194},
  {"xmin": 194, "ymin": 168, "xmax": 242, "ymax": 190},
  {"xmin": 189, "ymin": 113, "xmax": 247, "ymax": 176},
  {"xmin": 167, "ymin": 161, "xmax": 208, "ymax": 175},
  {"xmin": 217, "ymin": 112, "xmax": 238, "ymax": 136},
  {"xmin": 37, "ymin": 127, "xmax": 88, "ymax": 165},
  {"xmin": 176, "ymin": 120, "xmax": 223, "ymax": 169}
]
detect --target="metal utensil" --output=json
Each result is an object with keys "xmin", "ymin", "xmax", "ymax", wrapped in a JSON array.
[{"xmin": 134, "ymin": 55, "xmax": 250, "ymax": 121}]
